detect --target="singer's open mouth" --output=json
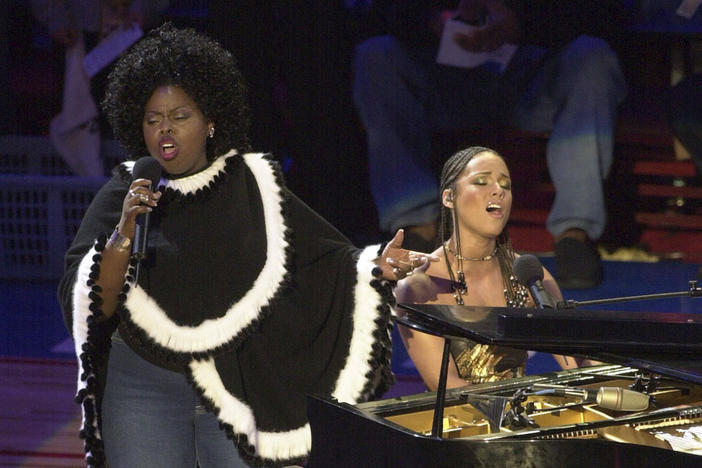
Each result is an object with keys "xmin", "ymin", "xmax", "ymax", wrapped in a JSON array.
[
  {"xmin": 158, "ymin": 137, "xmax": 178, "ymax": 160},
  {"xmin": 486, "ymin": 202, "xmax": 503, "ymax": 216}
]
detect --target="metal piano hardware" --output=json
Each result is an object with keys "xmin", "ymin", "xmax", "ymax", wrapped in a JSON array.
[{"xmin": 307, "ymin": 296, "xmax": 702, "ymax": 467}]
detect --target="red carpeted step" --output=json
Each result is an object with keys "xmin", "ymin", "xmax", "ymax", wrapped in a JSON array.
[
  {"xmin": 635, "ymin": 212, "xmax": 702, "ymax": 230},
  {"xmin": 639, "ymin": 229, "xmax": 702, "ymax": 260},
  {"xmin": 638, "ymin": 184, "xmax": 702, "ymax": 198},
  {"xmin": 633, "ymin": 160, "xmax": 697, "ymax": 177}
]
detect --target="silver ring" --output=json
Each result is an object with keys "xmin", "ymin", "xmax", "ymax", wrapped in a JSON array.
[
  {"xmin": 128, "ymin": 189, "xmax": 136, "ymax": 198},
  {"xmin": 405, "ymin": 269, "xmax": 414, "ymax": 277}
]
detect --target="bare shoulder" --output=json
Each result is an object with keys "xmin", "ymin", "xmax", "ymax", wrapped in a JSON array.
[{"xmin": 424, "ymin": 246, "xmax": 448, "ymax": 278}]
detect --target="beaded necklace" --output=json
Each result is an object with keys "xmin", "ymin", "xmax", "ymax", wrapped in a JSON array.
[
  {"xmin": 444, "ymin": 242, "xmax": 498, "ymax": 261},
  {"xmin": 442, "ymin": 241, "xmax": 497, "ymax": 305}
]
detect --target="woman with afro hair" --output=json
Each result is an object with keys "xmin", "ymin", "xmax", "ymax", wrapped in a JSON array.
[{"xmin": 59, "ymin": 23, "xmax": 433, "ymax": 467}]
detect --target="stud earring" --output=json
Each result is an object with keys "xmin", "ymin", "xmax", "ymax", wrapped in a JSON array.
[{"xmin": 208, "ymin": 127, "xmax": 215, "ymax": 138}]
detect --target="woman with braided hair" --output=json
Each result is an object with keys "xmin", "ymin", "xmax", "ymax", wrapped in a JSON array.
[
  {"xmin": 58, "ymin": 23, "xmax": 433, "ymax": 467},
  {"xmin": 395, "ymin": 146, "xmax": 585, "ymax": 391}
]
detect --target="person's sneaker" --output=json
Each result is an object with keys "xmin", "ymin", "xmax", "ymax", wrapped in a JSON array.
[{"xmin": 554, "ymin": 237, "xmax": 603, "ymax": 289}]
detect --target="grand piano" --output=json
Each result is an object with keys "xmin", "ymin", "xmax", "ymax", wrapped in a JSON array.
[{"xmin": 307, "ymin": 300, "xmax": 702, "ymax": 467}]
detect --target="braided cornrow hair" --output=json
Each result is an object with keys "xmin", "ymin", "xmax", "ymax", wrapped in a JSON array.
[{"xmin": 438, "ymin": 146, "xmax": 522, "ymax": 304}]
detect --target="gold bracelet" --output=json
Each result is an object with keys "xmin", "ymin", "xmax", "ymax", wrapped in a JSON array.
[{"xmin": 109, "ymin": 226, "xmax": 131, "ymax": 253}]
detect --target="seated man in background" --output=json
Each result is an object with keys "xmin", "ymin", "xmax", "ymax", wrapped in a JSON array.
[{"xmin": 353, "ymin": 0, "xmax": 628, "ymax": 289}]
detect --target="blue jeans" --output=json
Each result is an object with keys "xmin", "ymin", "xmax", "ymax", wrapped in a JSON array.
[
  {"xmin": 102, "ymin": 334, "xmax": 250, "ymax": 467},
  {"xmin": 353, "ymin": 35, "xmax": 627, "ymax": 239}
]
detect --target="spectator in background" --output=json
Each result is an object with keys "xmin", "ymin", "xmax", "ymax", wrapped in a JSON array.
[
  {"xmin": 668, "ymin": 73, "xmax": 702, "ymax": 176},
  {"xmin": 31, "ymin": 0, "xmax": 169, "ymax": 122},
  {"xmin": 353, "ymin": 0, "xmax": 628, "ymax": 289},
  {"xmin": 643, "ymin": 0, "xmax": 702, "ymax": 177},
  {"xmin": 31, "ymin": 0, "xmax": 169, "ymax": 175}
]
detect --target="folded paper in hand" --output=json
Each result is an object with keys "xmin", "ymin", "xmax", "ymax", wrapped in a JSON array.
[
  {"xmin": 677, "ymin": 0, "xmax": 702, "ymax": 19},
  {"xmin": 436, "ymin": 19, "xmax": 517, "ymax": 72},
  {"xmin": 50, "ymin": 38, "xmax": 103, "ymax": 176},
  {"xmin": 83, "ymin": 23, "xmax": 143, "ymax": 78}
]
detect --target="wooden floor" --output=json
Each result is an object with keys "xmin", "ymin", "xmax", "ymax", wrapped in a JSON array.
[{"xmin": 0, "ymin": 358, "xmax": 83, "ymax": 467}]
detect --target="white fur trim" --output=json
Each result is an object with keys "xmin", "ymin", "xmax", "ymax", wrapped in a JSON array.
[
  {"xmin": 257, "ymin": 425, "xmax": 311, "ymax": 461},
  {"xmin": 122, "ymin": 151, "xmax": 234, "ymax": 194},
  {"xmin": 162, "ymin": 152, "xmax": 230, "ymax": 193},
  {"xmin": 72, "ymin": 245, "xmax": 98, "ymax": 392},
  {"xmin": 71, "ymin": 243, "xmax": 103, "ymax": 458},
  {"xmin": 125, "ymin": 152, "xmax": 288, "ymax": 352},
  {"xmin": 332, "ymin": 245, "xmax": 385, "ymax": 404},
  {"xmin": 189, "ymin": 359, "xmax": 311, "ymax": 461}
]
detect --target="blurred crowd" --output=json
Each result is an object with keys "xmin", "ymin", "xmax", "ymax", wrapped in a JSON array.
[{"xmin": 0, "ymin": 1, "xmax": 701, "ymax": 262}]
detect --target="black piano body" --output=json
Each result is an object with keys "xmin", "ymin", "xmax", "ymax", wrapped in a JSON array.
[{"xmin": 307, "ymin": 305, "xmax": 702, "ymax": 467}]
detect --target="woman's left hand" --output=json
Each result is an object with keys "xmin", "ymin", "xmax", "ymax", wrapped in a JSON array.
[{"xmin": 378, "ymin": 229, "xmax": 439, "ymax": 281}]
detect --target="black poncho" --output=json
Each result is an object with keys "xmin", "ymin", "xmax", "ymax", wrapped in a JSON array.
[{"xmin": 58, "ymin": 151, "xmax": 395, "ymax": 467}]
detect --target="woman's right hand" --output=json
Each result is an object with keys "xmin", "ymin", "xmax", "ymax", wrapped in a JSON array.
[
  {"xmin": 97, "ymin": 180, "xmax": 161, "ymax": 318},
  {"xmin": 117, "ymin": 179, "xmax": 161, "ymax": 239}
]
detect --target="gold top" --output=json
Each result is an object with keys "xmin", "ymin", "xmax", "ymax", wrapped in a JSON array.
[{"xmin": 453, "ymin": 342, "xmax": 526, "ymax": 384}]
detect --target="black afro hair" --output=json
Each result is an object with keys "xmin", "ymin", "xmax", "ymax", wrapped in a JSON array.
[{"xmin": 102, "ymin": 23, "xmax": 251, "ymax": 160}]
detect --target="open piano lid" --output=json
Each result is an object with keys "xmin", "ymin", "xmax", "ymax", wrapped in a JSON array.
[{"xmin": 397, "ymin": 304, "xmax": 702, "ymax": 385}]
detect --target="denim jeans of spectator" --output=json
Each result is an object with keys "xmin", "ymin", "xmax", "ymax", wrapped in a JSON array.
[
  {"xmin": 102, "ymin": 333, "xmax": 250, "ymax": 467},
  {"xmin": 353, "ymin": 34, "xmax": 627, "ymax": 240}
]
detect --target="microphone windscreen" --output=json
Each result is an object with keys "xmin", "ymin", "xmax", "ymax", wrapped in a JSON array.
[
  {"xmin": 513, "ymin": 254, "xmax": 545, "ymax": 286},
  {"xmin": 596, "ymin": 387, "xmax": 650, "ymax": 411},
  {"xmin": 132, "ymin": 157, "xmax": 162, "ymax": 188}
]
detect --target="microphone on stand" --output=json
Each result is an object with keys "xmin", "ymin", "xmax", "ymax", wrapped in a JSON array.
[
  {"xmin": 131, "ymin": 157, "xmax": 162, "ymax": 284},
  {"xmin": 533, "ymin": 386, "xmax": 650, "ymax": 411},
  {"xmin": 513, "ymin": 254, "xmax": 557, "ymax": 309}
]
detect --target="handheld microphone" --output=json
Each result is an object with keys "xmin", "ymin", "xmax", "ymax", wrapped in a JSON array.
[
  {"xmin": 534, "ymin": 386, "xmax": 650, "ymax": 412},
  {"xmin": 513, "ymin": 254, "xmax": 557, "ymax": 309},
  {"xmin": 131, "ymin": 157, "xmax": 162, "ymax": 261}
]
